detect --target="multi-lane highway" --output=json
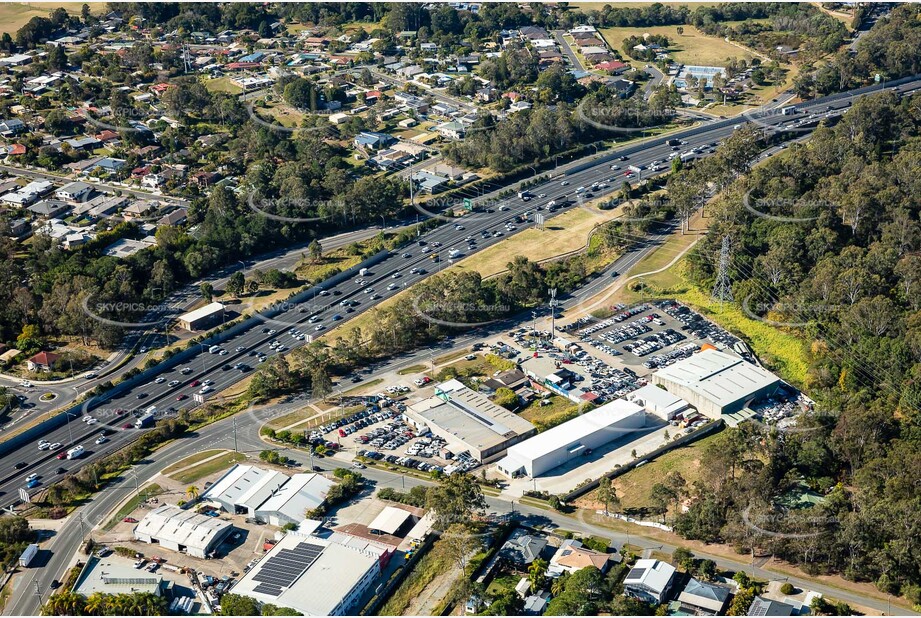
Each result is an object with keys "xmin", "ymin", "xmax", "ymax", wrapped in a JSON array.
[{"xmin": 2, "ymin": 75, "xmax": 920, "ymax": 512}]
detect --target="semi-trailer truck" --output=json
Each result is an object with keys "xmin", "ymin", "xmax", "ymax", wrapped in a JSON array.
[{"xmin": 19, "ymin": 544, "xmax": 39, "ymax": 567}]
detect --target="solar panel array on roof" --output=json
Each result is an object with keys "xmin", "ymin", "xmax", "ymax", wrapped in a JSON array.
[
  {"xmin": 251, "ymin": 541, "xmax": 324, "ymax": 595},
  {"xmin": 626, "ymin": 566, "xmax": 647, "ymax": 580}
]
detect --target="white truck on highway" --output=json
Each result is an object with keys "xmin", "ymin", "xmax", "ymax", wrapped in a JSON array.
[
  {"xmin": 66, "ymin": 445, "xmax": 85, "ymax": 460},
  {"xmin": 781, "ymin": 105, "xmax": 797, "ymax": 115},
  {"xmin": 19, "ymin": 544, "xmax": 39, "ymax": 567},
  {"xmin": 359, "ymin": 267, "xmax": 369, "ymax": 276}
]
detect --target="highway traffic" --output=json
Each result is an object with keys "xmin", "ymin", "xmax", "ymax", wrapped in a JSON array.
[{"xmin": 2, "ymin": 75, "xmax": 920, "ymax": 510}]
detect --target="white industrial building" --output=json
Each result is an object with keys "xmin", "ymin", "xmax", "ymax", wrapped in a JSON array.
[
  {"xmin": 200, "ymin": 465, "xmax": 288, "ymax": 516},
  {"xmin": 134, "ymin": 505, "xmax": 233, "ymax": 559},
  {"xmin": 202, "ymin": 465, "xmax": 334, "ymax": 524},
  {"xmin": 651, "ymin": 349, "xmax": 780, "ymax": 419},
  {"xmin": 404, "ymin": 379, "xmax": 536, "ymax": 461},
  {"xmin": 255, "ymin": 473, "xmax": 335, "ymax": 526},
  {"xmin": 229, "ymin": 533, "xmax": 389, "ymax": 615},
  {"xmin": 626, "ymin": 384, "xmax": 690, "ymax": 421},
  {"xmin": 496, "ymin": 399, "xmax": 645, "ymax": 478}
]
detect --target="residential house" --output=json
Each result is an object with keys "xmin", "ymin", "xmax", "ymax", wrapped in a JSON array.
[
  {"xmin": 65, "ymin": 136, "xmax": 102, "ymax": 151},
  {"xmin": 746, "ymin": 596, "xmax": 796, "ymax": 616},
  {"xmin": 623, "ymin": 559, "xmax": 677, "ymax": 604},
  {"xmin": 157, "ymin": 207, "xmax": 188, "ymax": 227},
  {"xmin": 55, "ymin": 181, "xmax": 94, "ymax": 203},
  {"xmin": 435, "ymin": 120, "xmax": 466, "ymax": 140},
  {"xmin": 26, "ymin": 351, "xmax": 60, "ymax": 372},
  {"xmin": 142, "ymin": 173, "xmax": 164, "ymax": 190},
  {"xmin": 410, "ymin": 170, "xmax": 450, "ymax": 194},
  {"xmin": 0, "ymin": 118, "xmax": 26, "ymax": 136},
  {"xmin": 192, "ymin": 171, "xmax": 221, "ymax": 188},
  {"xmin": 596, "ymin": 60, "xmax": 629, "ymax": 74},
  {"xmin": 523, "ymin": 592, "xmax": 550, "ymax": 616},
  {"xmin": 354, "ymin": 131, "xmax": 396, "ymax": 151},
  {"xmin": 28, "ymin": 199, "xmax": 72, "ymax": 219},
  {"xmin": 548, "ymin": 539, "xmax": 614, "ymax": 576},
  {"xmin": 677, "ymin": 578, "xmax": 731, "ymax": 615},
  {"xmin": 499, "ymin": 529, "xmax": 548, "ymax": 567},
  {"xmin": 64, "ymin": 231, "xmax": 93, "ymax": 249},
  {"xmin": 122, "ymin": 200, "xmax": 158, "ymax": 221}
]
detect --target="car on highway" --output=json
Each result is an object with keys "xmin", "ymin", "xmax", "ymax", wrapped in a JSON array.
[
  {"xmin": 96, "ymin": 435, "xmax": 108, "ymax": 445},
  {"xmin": 56, "ymin": 467, "xmax": 67, "ymax": 475},
  {"xmin": 14, "ymin": 462, "xmax": 27, "ymax": 470},
  {"xmin": 154, "ymin": 376, "xmax": 166, "ymax": 384},
  {"xmin": 560, "ymin": 180, "xmax": 569, "ymax": 186},
  {"xmin": 26, "ymin": 479, "xmax": 40, "ymax": 488},
  {"xmin": 56, "ymin": 451, "xmax": 67, "ymax": 459},
  {"xmin": 84, "ymin": 372, "xmax": 97, "ymax": 379},
  {"xmin": 199, "ymin": 386, "xmax": 212, "ymax": 394},
  {"xmin": 180, "ymin": 367, "xmax": 192, "ymax": 374},
  {"xmin": 86, "ymin": 418, "xmax": 98, "ymax": 425},
  {"xmin": 235, "ymin": 346, "xmax": 245, "ymax": 352},
  {"xmin": 122, "ymin": 423, "xmax": 133, "ymax": 429},
  {"xmin": 176, "ymin": 394, "xmax": 188, "ymax": 401},
  {"xmin": 49, "ymin": 442, "xmax": 61, "ymax": 450},
  {"xmin": 25, "ymin": 473, "xmax": 38, "ymax": 482},
  {"xmin": 190, "ymin": 380, "xmax": 201, "ymax": 387},
  {"xmin": 314, "ymin": 325, "xmax": 325, "ymax": 331},
  {"xmin": 38, "ymin": 440, "xmax": 50, "ymax": 450}
]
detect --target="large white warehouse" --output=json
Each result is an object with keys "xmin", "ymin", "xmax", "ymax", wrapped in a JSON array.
[
  {"xmin": 496, "ymin": 399, "xmax": 645, "ymax": 478},
  {"xmin": 651, "ymin": 349, "xmax": 780, "ymax": 419}
]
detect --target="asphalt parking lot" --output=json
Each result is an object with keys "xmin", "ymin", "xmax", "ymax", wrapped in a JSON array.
[{"xmin": 567, "ymin": 300, "xmax": 742, "ymax": 377}]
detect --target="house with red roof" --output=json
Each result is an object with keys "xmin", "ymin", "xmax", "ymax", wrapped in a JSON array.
[
  {"xmin": 596, "ymin": 60, "xmax": 629, "ymax": 74},
  {"xmin": 27, "ymin": 351, "xmax": 60, "ymax": 372},
  {"xmin": 8, "ymin": 144, "xmax": 26, "ymax": 156}
]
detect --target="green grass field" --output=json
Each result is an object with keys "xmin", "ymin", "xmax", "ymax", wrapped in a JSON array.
[
  {"xmin": 167, "ymin": 451, "xmax": 246, "ymax": 484},
  {"xmin": 0, "ymin": 3, "xmax": 106, "ymax": 34},
  {"xmin": 601, "ymin": 25, "xmax": 755, "ymax": 66},
  {"xmin": 204, "ymin": 76, "xmax": 243, "ymax": 95},
  {"xmin": 161, "ymin": 450, "xmax": 226, "ymax": 476},
  {"xmin": 520, "ymin": 395, "xmax": 588, "ymax": 432},
  {"xmin": 104, "ymin": 483, "xmax": 163, "ymax": 531}
]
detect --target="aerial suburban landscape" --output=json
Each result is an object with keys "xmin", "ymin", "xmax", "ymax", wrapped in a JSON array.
[{"xmin": 0, "ymin": 0, "xmax": 917, "ymax": 616}]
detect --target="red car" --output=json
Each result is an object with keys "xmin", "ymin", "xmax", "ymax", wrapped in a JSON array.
[
  {"xmin": 115, "ymin": 409, "xmax": 126, "ymax": 415},
  {"xmin": 176, "ymin": 394, "xmax": 187, "ymax": 401},
  {"xmin": 56, "ymin": 451, "xmax": 67, "ymax": 459},
  {"xmin": 190, "ymin": 380, "xmax": 201, "ymax": 387},
  {"xmin": 123, "ymin": 517, "xmax": 138, "ymax": 523},
  {"xmin": 123, "ymin": 423, "xmax": 133, "ymax": 429}
]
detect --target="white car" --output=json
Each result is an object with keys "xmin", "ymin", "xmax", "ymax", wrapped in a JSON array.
[
  {"xmin": 38, "ymin": 441, "xmax": 50, "ymax": 450},
  {"xmin": 49, "ymin": 442, "xmax": 62, "ymax": 450},
  {"xmin": 82, "ymin": 415, "xmax": 93, "ymax": 423},
  {"xmin": 180, "ymin": 367, "xmax": 192, "ymax": 375},
  {"xmin": 86, "ymin": 418, "xmax": 98, "ymax": 425},
  {"xmin": 202, "ymin": 379, "xmax": 214, "ymax": 386},
  {"xmin": 168, "ymin": 380, "xmax": 180, "ymax": 387},
  {"xmin": 236, "ymin": 346, "xmax": 245, "ymax": 352},
  {"xmin": 154, "ymin": 376, "xmax": 166, "ymax": 384},
  {"xmin": 218, "ymin": 350, "xmax": 228, "ymax": 356},
  {"xmin": 26, "ymin": 473, "xmax": 38, "ymax": 482},
  {"xmin": 20, "ymin": 380, "xmax": 32, "ymax": 388},
  {"xmin": 560, "ymin": 181, "xmax": 569, "ymax": 186},
  {"xmin": 84, "ymin": 372, "xmax": 97, "ymax": 379},
  {"xmin": 538, "ymin": 193, "xmax": 546, "ymax": 198},
  {"xmin": 314, "ymin": 325, "xmax": 325, "ymax": 331},
  {"xmin": 96, "ymin": 435, "xmax": 108, "ymax": 445},
  {"xmin": 199, "ymin": 386, "xmax": 212, "ymax": 394}
]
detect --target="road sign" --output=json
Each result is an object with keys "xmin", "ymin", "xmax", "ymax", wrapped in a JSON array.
[
  {"xmin": 193, "ymin": 394, "xmax": 205, "ymax": 404},
  {"xmin": 535, "ymin": 214, "xmax": 545, "ymax": 230},
  {"xmin": 19, "ymin": 488, "xmax": 30, "ymax": 504},
  {"xmin": 463, "ymin": 198, "xmax": 472, "ymax": 211}
]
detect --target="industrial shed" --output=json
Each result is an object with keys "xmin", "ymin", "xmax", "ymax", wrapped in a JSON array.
[
  {"xmin": 496, "ymin": 399, "xmax": 645, "ymax": 478},
  {"xmin": 254, "ymin": 473, "xmax": 335, "ymax": 526},
  {"xmin": 404, "ymin": 379, "xmax": 536, "ymax": 461},
  {"xmin": 651, "ymin": 349, "xmax": 780, "ymax": 419},
  {"xmin": 200, "ymin": 465, "xmax": 288, "ymax": 516},
  {"xmin": 177, "ymin": 301, "xmax": 225, "ymax": 331},
  {"xmin": 134, "ymin": 505, "xmax": 233, "ymax": 559}
]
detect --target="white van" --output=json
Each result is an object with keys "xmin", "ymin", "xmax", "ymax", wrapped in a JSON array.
[{"xmin": 208, "ymin": 345, "xmax": 221, "ymax": 354}]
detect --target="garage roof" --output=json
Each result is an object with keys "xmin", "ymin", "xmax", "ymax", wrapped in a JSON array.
[{"xmin": 368, "ymin": 506, "xmax": 413, "ymax": 535}]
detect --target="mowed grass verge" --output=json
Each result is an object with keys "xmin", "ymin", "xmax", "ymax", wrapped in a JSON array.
[
  {"xmin": 161, "ymin": 449, "xmax": 227, "ymax": 476},
  {"xmin": 104, "ymin": 483, "xmax": 163, "ymax": 531},
  {"xmin": 167, "ymin": 451, "xmax": 246, "ymax": 484}
]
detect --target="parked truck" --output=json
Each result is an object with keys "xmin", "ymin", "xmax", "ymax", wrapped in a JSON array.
[{"xmin": 19, "ymin": 544, "xmax": 39, "ymax": 567}]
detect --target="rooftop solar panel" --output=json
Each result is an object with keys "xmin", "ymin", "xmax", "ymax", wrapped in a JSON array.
[
  {"xmin": 252, "ymin": 541, "xmax": 324, "ymax": 592},
  {"xmin": 626, "ymin": 567, "xmax": 647, "ymax": 580}
]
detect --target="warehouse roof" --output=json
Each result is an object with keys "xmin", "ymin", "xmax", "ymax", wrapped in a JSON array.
[
  {"xmin": 202, "ymin": 464, "xmax": 286, "ymax": 510},
  {"xmin": 134, "ymin": 505, "xmax": 231, "ymax": 553},
  {"xmin": 652, "ymin": 349, "xmax": 780, "ymax": 407},
  {"xmin": 504, "ymin": 398, "xmax": 643, "ymax": 461},
  {"xmin": 178, "ymin": 301, "xmax": 224, "ymax": 324},
  {"xmin": 229, "ymin": 533, "xmax": 382, "ymax": 616},
  {"xmin": 255, "ymin": 473, "xmax": 334, "ymax": 519},
  {"xmin": 408, "ymin": 381, "xmax": 534, "ymax": 451}
]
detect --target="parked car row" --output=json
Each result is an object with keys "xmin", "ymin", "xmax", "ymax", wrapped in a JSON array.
[{"xmin": 642, "ymin": 342, "xmax": 699, "ymax": 369}]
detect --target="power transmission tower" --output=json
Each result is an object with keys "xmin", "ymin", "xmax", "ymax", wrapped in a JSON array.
[
  {"xmin": 711, "ymin": 235, "xmax": 733, "ymax": 306},
  {"xmin": 549, "ymin": 288, "xmax": 558, "ymax": 340},
  {"xmin": 182, "ymin": 44, "xmax": 193, "ymax": 74}
]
